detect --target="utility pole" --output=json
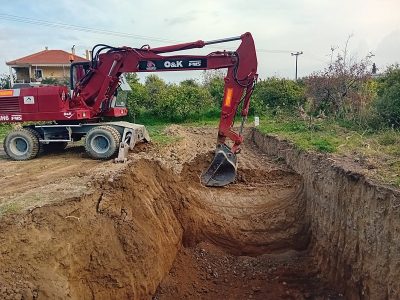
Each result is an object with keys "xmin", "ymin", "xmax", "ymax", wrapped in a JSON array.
[{"xmin": 291, "ymin": 51, "xmax": 303, "ymax": 80}]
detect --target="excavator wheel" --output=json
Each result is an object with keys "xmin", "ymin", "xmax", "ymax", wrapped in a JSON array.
[
  {"xmin": 3, "ymin": 128, "xmax": 40, "ymax": 161},
  {"xmin": 85, "ymin": 126, "xmax": 121, "ymax": 160}
]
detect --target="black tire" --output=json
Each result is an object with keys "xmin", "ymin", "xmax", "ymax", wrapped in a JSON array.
[
  {"xmin": 43, "ymin": 142, "xmax": 68, "ymax": 152},
  {"xmin": 25, "ymin": 127, "xmax": 43, "ymax": 154},
  {"xmin": 84, "ymin": 126, "xmax": 121, "ymax": 159},
  {"xmin": 3, "ymin": 128, "xmax": 40, "ymax": 160}
]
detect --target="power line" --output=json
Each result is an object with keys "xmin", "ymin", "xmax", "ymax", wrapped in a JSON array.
[
  {"xmin": 0, "ymin": 13, "xmax": 294, "ymax": 54},
  {"xmin": 0, "ymin": 13, "xmax": 175, "ymax": 43}
]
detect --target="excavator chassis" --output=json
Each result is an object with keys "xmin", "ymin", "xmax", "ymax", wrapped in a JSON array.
[{"xmin": 3, "ymin": 121, "xmax": 150, "ymax": 162}]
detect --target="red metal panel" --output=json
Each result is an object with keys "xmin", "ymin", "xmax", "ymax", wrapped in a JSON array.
[
  {"xmin": 0, "ymin": 97, "xmax": 20, "ymax": 113},
  {"xmin": 37, "ymin": 86, "xmax": 67, "ymax": 113},
  {"xmin": 0, "ymin": 109, "xmax": 93, "ymax": 123},
  {"xmin": 19, "ymin": 88, "xmax": 38, "ymax": 113},
  {"xmin": 103, "ymin": 107, "xmax": 128, "ymax": 118}
]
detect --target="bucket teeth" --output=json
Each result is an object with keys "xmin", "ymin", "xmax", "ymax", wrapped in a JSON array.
[{"xmin": 201, "ymin": 144, "xmax": 237, "ymax": 187}]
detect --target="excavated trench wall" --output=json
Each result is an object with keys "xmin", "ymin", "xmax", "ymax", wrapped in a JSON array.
[
  {"xmin": 0, "ymin": 156, "xmax": 308, "ymax": 300},
  {"xmin": 252, "ymin": 129, "xmax": 400, "ymax": 299}
]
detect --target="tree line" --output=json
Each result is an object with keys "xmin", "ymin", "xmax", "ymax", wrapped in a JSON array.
[{"xmin": 124, "ymin": 59, "xmax": 400, "ymax": 131}]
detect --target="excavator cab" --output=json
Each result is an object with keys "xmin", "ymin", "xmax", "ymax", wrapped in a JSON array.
[{"xmin": 70, "ymin": 62, "xmax": 90, "ymax": 90}]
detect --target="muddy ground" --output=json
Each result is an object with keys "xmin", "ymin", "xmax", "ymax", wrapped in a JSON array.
[{"xmin": 0, "ymin": 125, "xmax": 397, "ymax": 299}]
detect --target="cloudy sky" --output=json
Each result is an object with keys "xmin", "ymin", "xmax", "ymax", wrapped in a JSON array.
[{"xmin": 0, "ymin": 0, "xmax": 399, "ymax": 82}]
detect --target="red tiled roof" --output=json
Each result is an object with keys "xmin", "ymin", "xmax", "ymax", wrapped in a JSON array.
[{"xmin": 6, "ymin": 49, "xmax": 88, "ymax": 65}]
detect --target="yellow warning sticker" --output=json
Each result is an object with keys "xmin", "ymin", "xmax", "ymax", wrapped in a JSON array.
[
  {"xmin": 0, "ymin": 90, "xmax": 13, "ymax": 97},
  {"xmin": 224, "ymin": 88, "xmax": 233, "ymax": 107}
]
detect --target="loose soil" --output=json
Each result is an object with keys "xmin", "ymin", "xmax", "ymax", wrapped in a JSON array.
[{"xmin": 0, "ymin": 125, "xmax": 396, "ymax": 299}]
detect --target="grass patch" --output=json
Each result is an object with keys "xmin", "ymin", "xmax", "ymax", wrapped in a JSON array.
[
  {"xmin": 257, "ymin": 114, "xmax": 400, "ymax": 187},
  {"xmin": 117, "ymin": 115, "xmax": 178, "ymax": 146},
  {"xmin": 257, "ymin": 116, "xmax": 341, "ymax": 152},
  {"xmin": 378, "ymin": 132, "xmax": 398, "ymax": 146},
  {"xmin": 0, "ymin": 124, "xmax": 11, "ymax": 140},
  {"xmin": 0, "ymin": 202, "xmax": 21, "ymax": 216},
  {"xmin": 311, "ymin": 138, "xmax": 337, "ymax": 153},
  {"xmin": 146, "ymin": 124, "xmax": 181, "ymax": 145}
]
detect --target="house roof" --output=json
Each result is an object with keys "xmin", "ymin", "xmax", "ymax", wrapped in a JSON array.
[{"xmin": 6, "ymin": 49, "xmax": 88, "ymax": 66}]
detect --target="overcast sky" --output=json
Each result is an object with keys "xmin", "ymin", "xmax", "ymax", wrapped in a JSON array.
[{"xmin": 0, "ymin": 0, "xmax": 399, "ymax": 82}]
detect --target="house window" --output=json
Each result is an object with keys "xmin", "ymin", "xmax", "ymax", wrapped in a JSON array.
[{"xmin": 34, "ymin": 69, "xmax": 43, "ymax": 79}]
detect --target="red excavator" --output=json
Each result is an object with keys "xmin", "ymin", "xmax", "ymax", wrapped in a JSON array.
[{"xmin": 0, "ymin": 32, "xmax": 258, "ymax": 186}]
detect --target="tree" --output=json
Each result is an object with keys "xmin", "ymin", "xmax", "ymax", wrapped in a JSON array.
[
  {"xmin": 305, "ymin": 35, "xmax": 374, "ymax": 118},
  {"xmin": 145, "ymin": 74, "xmax": 167, "ymax": 109},
  {"xmin": 124, "ymin": 72, "xmax": 140, "ymax": 85},
  {"xmin": 202, "ymin": 70, "xmax": 225, "ymax": 108},
  {"xmin": 125, "ymin": 73, "xmax": 149, "ymax": 120},
  {"xmin": 374, "ymin": 64, "xmax": 400, "ymax": 127},
  {"xmin": 0, "ymin": 74, "xmax": 12, "ymax": 89},
  {"xmin": 251, "ymin": 77, "xmax": 306, "ymax": 114}
]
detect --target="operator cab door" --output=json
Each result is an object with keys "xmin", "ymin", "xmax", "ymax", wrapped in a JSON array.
[
  {"xmin": 70, "ymin": 62, "xmax": 91, "ymax": 90},
  {"xmin": 70, "ymin": 62, "xmax": 130, "ymax": 109},
  {"xmin": 110, "ymin": 75, "xmax": 131, "ymax": 108}
]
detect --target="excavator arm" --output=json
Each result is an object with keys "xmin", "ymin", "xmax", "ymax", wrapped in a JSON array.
[{"xmin": 72, "ymin": 32, "xmax": 258, "ymax": 186}]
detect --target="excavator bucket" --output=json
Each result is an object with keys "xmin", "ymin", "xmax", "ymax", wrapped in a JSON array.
[{"xmin": 201, "ymin": 144, "xmax": 237, "ymax": 187}]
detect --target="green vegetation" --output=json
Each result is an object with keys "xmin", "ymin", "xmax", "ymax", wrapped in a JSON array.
[
  {"xmin": 0, "ymin": 124, "xmax": 11, "ymax": 140},
  {"xmin": 125, "ymin": 73, "xmax": 220, "ymax": 123},
  {"xmin": 257, "ymin": 113, "xmax": 400, "ymax": 186},
  {"xmin": 257, "ymin": 115, "xmax": 340, "ymax": 153},
  {"xmin": 146, "ymin": 124, "xmax": 180, "ymax": 145},
  {"xmin": 0, "ymin": 202, "xmax": 21, "ymax": 216},
  {"xmin": 0, "ymin": 73, "xmax": 12, "ymax": 89},
  {"xmin": 251, "ymin": 77, "xmax": 306, "ymax": 114},
  {"xmin": 374, "ymin": 64, "xmax": 400, "ymax": 128}
]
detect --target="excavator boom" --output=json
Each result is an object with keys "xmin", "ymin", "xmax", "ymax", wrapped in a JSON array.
[{"xmin": 73, "ymin": 32, "xmax": 258, "ymax": 186}]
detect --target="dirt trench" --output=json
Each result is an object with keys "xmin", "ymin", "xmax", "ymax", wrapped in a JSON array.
[
  {"xmin": 0, "ymin": 154, "xmax": 337, "ymax": 299},
  {"xmin": 0, "ymin": 126, "xmax": 397, "ymax": 299}
]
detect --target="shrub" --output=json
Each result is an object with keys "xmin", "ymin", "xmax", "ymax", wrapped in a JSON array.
[
  {"xmin": 41, "ymin": 78, "xmax": 57, "ymax": 85},
  {"xmin": 125, "ymin": 74, "xmax": 216, "ymax": 122},
  {"xmin": 203, "ymin": 70, "xmax": 225, "ymax": 108},
  {"xmin": 126, "ymin": 80, "xmax": 150, "ymax": 121},
  {"xmin": 251, "ymin": 77, "xmax": 306, "ymax": 114},
  {"xmin": 374, "ymin": 64, "xmax": 400, "ymax": 128},
  {"xmin": 144, "ymin": 74, "xmax": 168, "ymax": 110},
  {"xmin": 154, "ymin": 82, "xmax": 213, "ymax": 122},
  {"xmin": 304, "ymin": 37, "xmax": 374, "ymax": 118}
]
